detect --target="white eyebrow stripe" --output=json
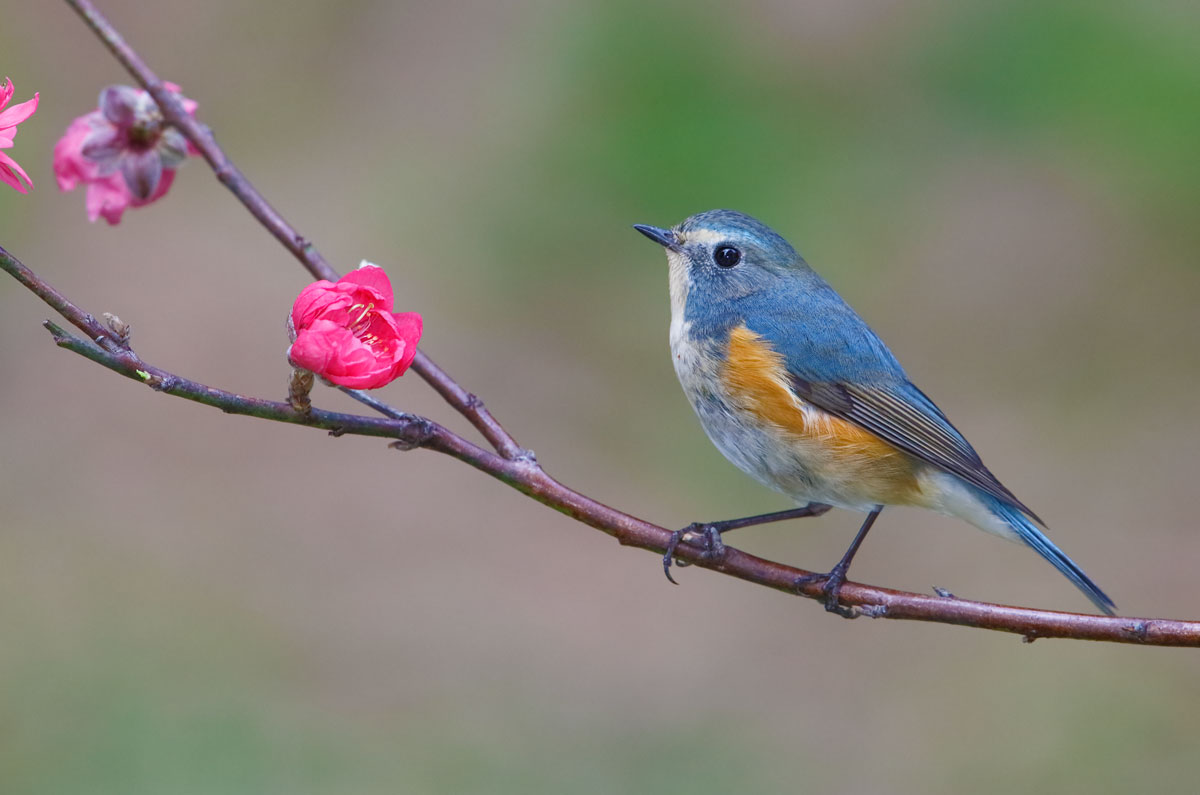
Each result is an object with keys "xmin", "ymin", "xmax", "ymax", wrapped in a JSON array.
[{"xmin": 678, "ymin": 228, "xmax": 728, "ymax": 246}]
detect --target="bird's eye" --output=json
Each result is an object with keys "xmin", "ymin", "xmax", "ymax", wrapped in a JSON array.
[{"xmin": 713, "ymin": 245, "xmax": 741, "ymax": 268}]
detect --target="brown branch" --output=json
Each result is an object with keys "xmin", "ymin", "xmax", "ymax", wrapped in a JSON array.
[
  {"xmin": 31, "ymin": 0, "xmax": 1196, "ymax": 645},
  {"xmin": 406, "ymin": 351, "xmax": 529, "ymax": 461}
]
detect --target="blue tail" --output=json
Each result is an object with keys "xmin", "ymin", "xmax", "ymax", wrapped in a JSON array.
[{"xmin": 984, "ymin": 496, "xmax": 1116, "ymax": 615}]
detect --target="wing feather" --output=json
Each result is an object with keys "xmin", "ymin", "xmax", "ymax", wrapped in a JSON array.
[{"xmin": 788, "ymin": 374, "xmax": 1042, "ymax": 523}]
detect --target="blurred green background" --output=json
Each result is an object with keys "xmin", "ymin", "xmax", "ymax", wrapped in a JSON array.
[{"xmin": 2, "ymin": 1, "xmax": 1199, "ymax": 793}]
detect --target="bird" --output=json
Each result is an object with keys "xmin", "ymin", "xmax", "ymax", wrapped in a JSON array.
[{"xmin": 634, "ymin": 209, "xmax": 1115, "ymax": 616}]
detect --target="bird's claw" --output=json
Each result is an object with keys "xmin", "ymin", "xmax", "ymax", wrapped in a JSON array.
[
  {"xmin": 662, "ymin": 523, "xmax": 726, "ymax": 584},
  {"xmin": 662, "ymin": 529, "xmax": 686, "ymax": 584},
  {"xmin": 794, "ymin": 565, "xmax": 853, "ymax": 615}
]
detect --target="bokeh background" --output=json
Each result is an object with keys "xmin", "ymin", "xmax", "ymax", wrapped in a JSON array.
[{"xmin": 2, "ymin": 2, "xmax": 1199, "ymax": 793}]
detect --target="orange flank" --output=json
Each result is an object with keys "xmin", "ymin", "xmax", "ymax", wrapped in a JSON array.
[{"xmin": 720, "ymin": 325, "xmax": 922, "ymax": 505}]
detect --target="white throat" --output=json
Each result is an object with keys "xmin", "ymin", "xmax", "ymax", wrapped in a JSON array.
[{"xmin": 665, "ymin": 250, "xmax": 690, "ymax": 350}]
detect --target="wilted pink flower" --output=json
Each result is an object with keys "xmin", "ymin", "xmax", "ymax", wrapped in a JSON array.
[
  {"xmin": 53, "ymin": 83, "xmax": 198, "ymax": 224},
  {"xmin": 0, "ymin": 77, "xmax": 39, "ymax": 193},
  {"xmin": 288, "ymin": 262, "xmax": 423, "ymax": 390}
]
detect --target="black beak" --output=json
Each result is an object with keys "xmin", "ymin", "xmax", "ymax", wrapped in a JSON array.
[{"xmin": 633, "ymin": 224, "xmax": 678, "ymax": 250}]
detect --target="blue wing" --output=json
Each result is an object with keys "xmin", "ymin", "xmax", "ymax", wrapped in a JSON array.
[
  {"xmin": 740, "ymin": 275, "xmax": 1041, "ymax": 522},
  {"xmin": 788, "ymin": 377, "xmax": 1041, "ymax": 522}
]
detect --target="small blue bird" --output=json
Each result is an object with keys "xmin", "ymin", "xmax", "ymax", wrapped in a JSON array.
[{"xmin": 634, "ymin": 209, "xmax": 1115, "ymax": 615}]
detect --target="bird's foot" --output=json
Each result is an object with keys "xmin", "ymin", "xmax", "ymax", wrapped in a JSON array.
[
  {"xmin": 663, "ymin": 522, "xmax": 726, "ymax": 584},
  {"xmin": 793, "ymin": 563, "xmax": 856, "ymax": 617}
]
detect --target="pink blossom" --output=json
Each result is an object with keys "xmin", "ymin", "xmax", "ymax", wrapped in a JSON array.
[
  {"xmin": 53, "ymin": 83, "xmax": 198, "ymax": 224},
  {"xmin": 288, "ymin": 263, "xmax": 423, "ymax": 390},
  {"xmin": 0, "ymin": 77, "xmax": 39, "ymax": 193}
]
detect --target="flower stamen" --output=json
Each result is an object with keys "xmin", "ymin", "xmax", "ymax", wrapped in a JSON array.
[{"xmin": 348, "ymin": 302, "xmax": 375, "ymax": 334}]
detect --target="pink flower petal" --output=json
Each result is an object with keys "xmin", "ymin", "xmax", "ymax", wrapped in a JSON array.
[
  {"xmin": 0, "ymin": 81, "xmax": 36, "ymax": 193},
  {"xmin": 0, "ymin": 92, "xmax": 38, "ymax": 129},
  {"xmin": 391, "ymin": 311, "xmax": 423, "ymax": 340},
  {"xmin": 143, "ymin": 166, "xmax": 175, "ymax": 203},
  {"xmin": 390, "ymin": 312, "xmax": 423, "ymax": 373},
  {"xmin": 291, "ymin": 280, "xmax": 347, "ymax": 328},
  {"xmin": 120, "ymin": 148, "xmax": 163, "ymax": 200},
  {"xmin": 80, "ymin": 126, "xmax": 125, "ymax": 162},
  {"xmin": 289, "ymin": 321, "xmax": 349, "ymax": 374},
  {"xmin": 85, "ymin": 176, "xmax": 133, "ymax": 224},
  {"xmin": 99, "ymin": 85, "xmax": 140, "ymax": 127},
  {"xmin": 55, "ymin": 116, "xmax": 103, "ymax": 190},
  {"xmin": 339, "ymin": 265, "xmax": 395, "ymax": 311},
  {"xmin": 0, "ymin": 151, "xmax": 33, "ymax": 193}
]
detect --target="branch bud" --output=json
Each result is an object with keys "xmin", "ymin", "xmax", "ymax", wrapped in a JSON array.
[{"xmin": 288, "ymin": 366, "xmax": 315, "ymax": 414}]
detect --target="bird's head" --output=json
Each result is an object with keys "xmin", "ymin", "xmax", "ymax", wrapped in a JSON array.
[{"xmin": 635, "ymin": 209, "xmax": 809, "ymax": 327}]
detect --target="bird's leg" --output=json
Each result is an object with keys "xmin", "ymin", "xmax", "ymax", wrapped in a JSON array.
[
  {"xmin": 794, "ymin": 506, "xmax": 882, "ymax": 615},
  {"xmin": 663, "ymin": 503, "xmax": 832, "ymax": 584}
]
